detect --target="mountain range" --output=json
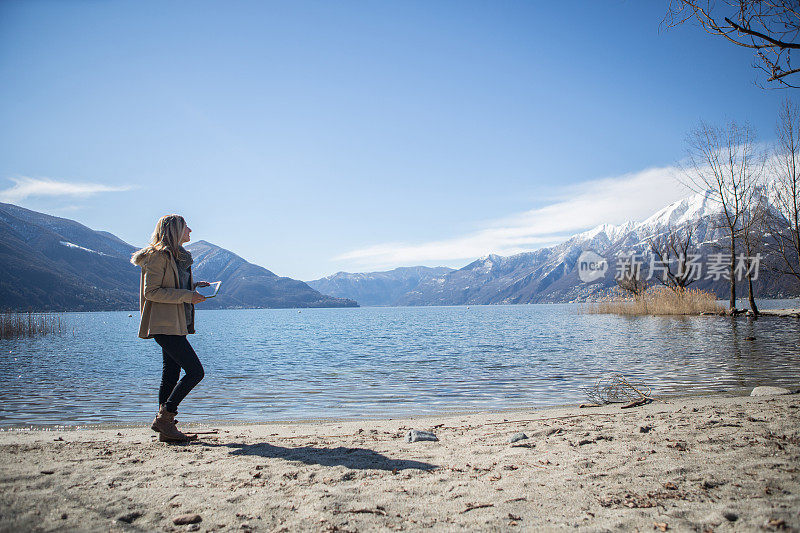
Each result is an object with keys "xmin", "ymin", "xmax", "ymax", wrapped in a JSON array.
[
  {"xmin": 0, "ymin": 202, "xmax": 356, "ymax": 311},
  {"xmin": 3, "ymin": 191, "xmax": 798, "ymax": 311},
  {"xmin": 309, "ymin": 191, "xmax": 799, "ymax": 306},
  {"xmin": 308, "ymin": 266, "xmax": 454, "ymax": 307}
]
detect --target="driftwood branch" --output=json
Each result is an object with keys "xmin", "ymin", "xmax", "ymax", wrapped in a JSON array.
[
  {"xmin": 461, "ymin": 503, "xmax": 494, "ymax": 514},
  {"xmin": 583, "ymin": 374, "xmax": 654, "ymax": 406}
]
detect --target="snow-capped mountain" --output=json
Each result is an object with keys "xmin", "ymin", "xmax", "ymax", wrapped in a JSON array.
[
  {"xmin": 569, "ymin": 190, "xmax": 724, "ymax": 251},
  {"xmin": 638, "ymin": 190, "xmax": 721, "ymax": 233},
  {"xmin": 329, "ymin": 191, "xmax": 797, "ymax": 306}
]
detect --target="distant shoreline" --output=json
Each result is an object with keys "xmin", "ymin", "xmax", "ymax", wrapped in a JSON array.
[
  {"xmin": 0, "ymin": 387, "xmax": 792, "ymax": 431},
  {"xmin": 3, "ymin": 298, "xmax": 799, "ymax": 314}
]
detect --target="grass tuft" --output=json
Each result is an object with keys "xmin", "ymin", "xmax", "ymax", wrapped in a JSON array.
[
  {"xmin": 581, "ymin": 287, "xmax": 723, "ymax": 316},
  {"xmin": 0, "ymin": 312, "xmax": 65, "ymax": 339}
]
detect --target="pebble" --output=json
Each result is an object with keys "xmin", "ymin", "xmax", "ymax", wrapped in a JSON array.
[
  {"xmin": 187, "ymin": 525, "xmax": 200, "ymax": 532},
  {"xmin": 40, "ymin": 470, "xmax": 55, "ymax": 475},
  {"xmin": 406, "ymin": 430, "xmax": 438, "ymax": 442},
  {"xmin": 639, "ymin": 425, "xmax": 653, "ymax": 433},
  {"xmin": 722, "ymin": 511, "xmax": 738, "ymax": 522},
  {"xmin": 508, "ymin": 432, "xmax": 528, "ymax": 443},
  {"xmin": 750, "ymin": 386, "xmax": 791, "ymax": 397},
  {"xmin": 173, "ymin": 514, "xmax": 202, "ymax": 525},
  {"xmin": 117, "ymin": 512, "xmax": 141, "ymax": 524}
]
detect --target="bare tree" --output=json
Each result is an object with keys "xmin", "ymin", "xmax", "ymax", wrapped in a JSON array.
[
  {"xmin": 682, "ymin": 120, "xmax": 762, "ymax": 311},
  {"xmin": 648, "ymin": 226, "xmax": 699, "ymax": 291},
  {"xmin": 615, "ymin": 255, "xmax": 649, "ymax": 297},
  {"xmin": 664, "ymin": 1, "xmax": 800, "ymax": 88},
  {"xmin": 739, "ymin": 185, "xmax": 768, "ymax": 316},
  {"xmin": 768, "ymin": 97, "xmax": 800, "ymax": 283},
  {"xmin": 616, "ymin": 275, "xmax": 648, "ymax": 297}
]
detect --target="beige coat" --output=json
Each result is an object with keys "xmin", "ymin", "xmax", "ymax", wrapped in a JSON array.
[{"xmin": 137, "ymin": 250, "xmax": 196, "ymax": 339}]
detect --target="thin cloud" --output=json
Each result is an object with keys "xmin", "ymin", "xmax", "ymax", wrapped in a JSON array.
[
  {"xmin": 0, "ymin": 176, "xmax": 133, "ymax": 203},
  {"xmin": 334, "ymin": 164, "xmax": 693, "ymax": 271}
]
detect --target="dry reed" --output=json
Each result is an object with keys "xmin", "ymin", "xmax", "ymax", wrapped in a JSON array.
[
  {"xmin": 0, "ymin": 312, "xmax": 65, "ymax": 339},
  {"xmin": 581, "ymin": 286, "xmax": 723, "ymax": 316}
]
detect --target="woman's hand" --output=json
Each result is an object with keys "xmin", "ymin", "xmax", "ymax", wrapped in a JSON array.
[
  {"xmin": 195, "ymin": 281, "xmax": 211, "ymax": 287},
  {"xmin": 191, "ymin": 292, "xmax": 207, "ymax": 304}
]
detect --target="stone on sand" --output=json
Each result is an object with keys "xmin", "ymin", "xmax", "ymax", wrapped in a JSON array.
[
  {"xmin": 750, "ymin": 386, "xmax": 791, "ymax": 396},
  {"xmin": 508, "ymin": 432, "xmax": 528, "ymax": 443},
  {"xmin": 173, "ymin": 514, "xmax": 202, "ymax": 525},
  {"xmin": 116, "ymin": 512, "xmax": 141, "ymax": 524},
  {"xmin": 405, "ymin": 430, "xmax": 438, "ymax": 442}
]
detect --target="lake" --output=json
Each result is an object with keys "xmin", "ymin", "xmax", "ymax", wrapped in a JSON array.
[{"xmin": 1, "ymin": 302, "xmax": 799, "ymax": 427}]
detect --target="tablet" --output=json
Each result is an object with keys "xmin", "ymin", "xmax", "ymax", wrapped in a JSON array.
[{"xmin": 196, "ymin": 281, "xmax": 222, "ymax": 298}]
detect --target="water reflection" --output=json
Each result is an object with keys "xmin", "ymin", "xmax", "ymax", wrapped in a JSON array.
[{"xmin": 0, "ymin": 300, "xmax": 798, "ymax": 426}]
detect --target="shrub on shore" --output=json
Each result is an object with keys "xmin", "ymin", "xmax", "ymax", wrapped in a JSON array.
[
  {"xmin": 582, "ymin": 287, "xmax": 723, "ymax": 316},
  {"xmin": 0, "ymin": 312, "xmax": 65, "ymax": 339}
]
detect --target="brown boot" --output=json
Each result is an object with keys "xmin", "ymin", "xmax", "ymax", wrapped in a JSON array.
[
  {"xmin": 152, "ymin": 405, "xmax": 191, "ymax": 442},
  {"xmin": 151, "ymin": 404, "xmax": 179, "ymax": 432},
  {"xmin": 151, "ymin": 404, "xmax": 163, "ymax": 433}
]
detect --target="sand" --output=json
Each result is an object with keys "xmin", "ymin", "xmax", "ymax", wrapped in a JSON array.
[{"xmin": 1, "ymin": 393, "xmax": 798, "ymax": 532}]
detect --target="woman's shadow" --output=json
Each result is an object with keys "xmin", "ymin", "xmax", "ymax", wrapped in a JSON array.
[{"xmin": 202, "ymin": 441, "xmax": 437, "ymax": 472}]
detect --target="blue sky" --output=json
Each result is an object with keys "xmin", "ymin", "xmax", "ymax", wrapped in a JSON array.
[{"xmin": 0, "ymin": 0, "xmax": 788, "ymax": 280}]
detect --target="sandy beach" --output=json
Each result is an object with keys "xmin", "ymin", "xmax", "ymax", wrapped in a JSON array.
[{"xmin": 1, "ymin": 392, "xmax": 798, "ymax": 532}]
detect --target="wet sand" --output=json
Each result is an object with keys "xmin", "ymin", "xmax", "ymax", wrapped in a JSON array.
[{"xmin": 0, "ymin": 392, "xmax": 798, "ymax": 532}]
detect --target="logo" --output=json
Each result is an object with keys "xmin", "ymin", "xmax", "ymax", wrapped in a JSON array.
[{"xmin": 577, "ymin": 250, "xmax": 608, "ymax": 283}]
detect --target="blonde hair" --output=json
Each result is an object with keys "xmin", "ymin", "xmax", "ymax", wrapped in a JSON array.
[{"xmin": 130, "ymin": 214, "xmax": 187, "ymax": 266}]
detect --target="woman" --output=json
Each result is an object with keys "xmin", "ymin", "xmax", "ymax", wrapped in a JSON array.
[{"xmin": 131, "ymin": 214, "xmax": 209, "ymax": 442}]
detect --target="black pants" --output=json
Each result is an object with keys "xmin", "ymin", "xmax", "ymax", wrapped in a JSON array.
[{"xmin": 153, "ymin": 334, "xmax": 204, "ymax": 413}]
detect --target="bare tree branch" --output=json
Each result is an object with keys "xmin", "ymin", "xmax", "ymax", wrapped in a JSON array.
[
  {"xmin": 769, "ymin": 67, "xmax": 800, "ymax": 81},
  {"xmin": 724, "ymin": 16, "xmax": 800, "ymax": 49},
  {"xmin": 665, "ymin": 0, "xmax": 800, "ymax": 88},
  {"xmin": 648, "ymin": 226, "xmax": 698, "ymax": 291}
]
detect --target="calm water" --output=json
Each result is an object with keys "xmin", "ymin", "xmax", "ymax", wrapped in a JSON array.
[{"xmin": 1, "ymin": 302, "xmax": 799, "ymax": 427}]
